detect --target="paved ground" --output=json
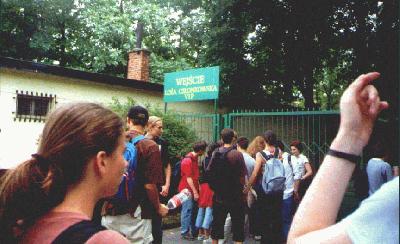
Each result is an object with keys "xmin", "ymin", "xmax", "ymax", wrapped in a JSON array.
[{"xmin": 163, "ymin": 227, "xmax": 259, "ymax": 244}]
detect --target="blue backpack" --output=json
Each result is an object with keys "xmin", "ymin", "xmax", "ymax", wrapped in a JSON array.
[
  {"xmin": 113, "ymin": 135, "xmax": 145, "ymax": 204},
  {"xmin": 260, "ymin": 148, "xmax": 286, "ymax": 194}
]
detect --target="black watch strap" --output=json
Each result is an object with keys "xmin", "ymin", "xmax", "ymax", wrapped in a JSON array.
[{"xmin": 327, "ymin": 149, "xmax": 361, "ymax": 164}]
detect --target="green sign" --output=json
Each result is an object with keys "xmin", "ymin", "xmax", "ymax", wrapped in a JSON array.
[{"xmin": 164, "ymin": 66, "xmax": 219, "ymax": 102}]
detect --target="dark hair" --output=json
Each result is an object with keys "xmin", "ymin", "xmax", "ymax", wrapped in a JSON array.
[
  {"xmin": 263, "ymin": 130, "xmax": 277, "ymax": 146},
  {"xmin": 193, "ymin": 141, "xmax": 208, "ymax": 153},
  {"xmin": 290, "ymin": 140, "xmax": 303, "ymax": 152},
  {"xmin": 371, "ymin": 141, "xmax": 387, "ymax": 159},
  {"xmin": 276, "ymin": 140, "xmax": 285, "ymax": 152},
  {"xmin": 0, "ymin": 103, "xmax": 123, "ymax": 243},
  {"xmin": 220, "ymin": 128, "xmax": 235, "ymax": 144},
  {"xmin": 127, "ymin": 105, "xmax": 149, "ymax": 127},
  {"xmin": 237, "ymin": 137, "xmax": 249, "ymax": 150},
  {"xmin": 207, "ymin": 142, "xmax": 221, "ymax": 157}
]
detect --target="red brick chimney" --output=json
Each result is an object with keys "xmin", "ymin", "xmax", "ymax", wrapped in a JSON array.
[{"xmin": 127, "ymin": 48, "xmax": 150, "ymax": 82}]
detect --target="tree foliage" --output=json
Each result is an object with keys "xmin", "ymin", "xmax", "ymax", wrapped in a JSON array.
[{"xmin": 0, "ymin": 0, "xmax": 398, "ymax": 114}]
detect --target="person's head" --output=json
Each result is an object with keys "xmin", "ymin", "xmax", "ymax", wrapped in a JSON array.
[
  {"xmin": 263, "ymin": 130, "xmax": 277, "ymax": 147},
  {"xmin": 290, "ymin": 140, "xmax": 303, "ymax": 156},
  {"xmin": 193, "ymin": 140, "xmax": 208, "ymax": 156},
  {"xmin": 127, "ymin": 105, "xmax": 149, "ymax": 128},
  {"xmin": 207, "ymin": 142, "xmax": 220, "ymax": 158},
  {"xmin": 370, "ymin": 141, "xmax": 388, "ymax": 160},
  {"xmin": 0, "ymin": 103, "xmax": 125, "ymax": 242},
  {"xmin": 220, "ymin": 128, "xmax": 235, "ymax": 144},
  {"xmin": 276, "ymin": 140, "xmax": 286, "ymax": 152},
  {"xmin": 146, "ymin": 116, "xmax": 163, "ymax": 138},
  {"xmin": 237, "ymin": 136, "xmax": 249, "ymax": 151},
  {"xmin": 247, "ymin": 136, "xmax": 266, "ymax": 157}
]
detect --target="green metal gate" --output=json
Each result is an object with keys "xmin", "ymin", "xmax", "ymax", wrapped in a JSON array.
[
  {"xmin": 224, "ymin": 109, "xmax": 340, "ymax": 168},
  {"xmin": 177, "ymin": 109, "xmax": 340, "ymax": 168}
]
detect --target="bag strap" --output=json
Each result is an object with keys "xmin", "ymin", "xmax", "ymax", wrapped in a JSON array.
[
  {"xmin": 52, "ymin": 220, "xmax": 106, "ymax": 244},
  {"xmin": 287, "ymin": 154, "xmax": 295, "ymax": 177},
  {"xmin": 259, "ymin": 151, "xmax": 270, "ymax": 162}
]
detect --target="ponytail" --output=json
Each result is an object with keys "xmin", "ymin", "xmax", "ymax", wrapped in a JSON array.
[{"xmin": 0, "ymin": 156, "xmax": 64, "ymax": 243}]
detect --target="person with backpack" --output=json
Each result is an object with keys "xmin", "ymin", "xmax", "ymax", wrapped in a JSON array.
[
  {"xmin": 290, "ymin": 140, "xmax": 313, "ymax": 203},
  {"xmin": 207, "ymin": 128, "xmax": 247, "ymax": 244},
  {"xmin": 0, "ymin": 103, "xmax": 130, "ymax": 243},
  {"xmin": 244, "ymin": 130, "xmax": 285, "ymax": 244},
  {"xmin": 178, "ymin": 141, "xmax": 208, "ymax": 240},
  {"xmin": 288, "ymin": 72, "xmax": 398, "ymax": 243},
  {"xmin": 102, "ymin": 106, "xmax": 168, "ymax": 243},
  {"xmin": 145, "ymin": 116, "xmax": 172, "ymax": 244}
]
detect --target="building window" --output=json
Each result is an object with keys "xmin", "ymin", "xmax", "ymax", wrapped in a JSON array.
[{"xmin": 15, "ymin": 91, "xmax": 56, "ymax": 121}]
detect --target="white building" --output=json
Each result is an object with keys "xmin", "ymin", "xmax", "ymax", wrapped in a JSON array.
[{"xmin": 0, "ymin": 52, "xmax": 213, "ymax": 169}]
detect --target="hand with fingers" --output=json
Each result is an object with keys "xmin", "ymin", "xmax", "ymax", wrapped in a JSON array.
[{"xmin": 335, "ymin": 72, "xmax": 389, "ymax": 155}]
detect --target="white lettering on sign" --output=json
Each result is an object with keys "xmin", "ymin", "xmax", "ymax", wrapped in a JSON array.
[{"xmin": 176, "ymin": 75, "xmax": 205, "ymax": 86}]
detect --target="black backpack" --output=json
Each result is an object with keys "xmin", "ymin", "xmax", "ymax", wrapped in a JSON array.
[
  {"xmin": 52, "ymin": 220, "xmax": 106, "ymax": 244},
  {"xmin": 206, "ymin": 147, "xmax": 238, "ymax": 201}
]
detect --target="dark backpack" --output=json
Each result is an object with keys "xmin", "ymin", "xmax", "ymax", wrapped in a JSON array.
[
  {"xmin": 171, "ymin": 159, "xmax": 183, "ymax": 195},
  {"xmin": 260, "ymin": 148, "xmax": 286, "ymax": 195},
  {"xmin": 52, "ymin": 220, "xmax": 106, "ymax": 244},
  {"xmin": 206, "ymin": 147, "xmax": 238, "ymax": 201},
  {"xmin": 112, "ymin": 135, "xmax": 144, "ymax": 206}
]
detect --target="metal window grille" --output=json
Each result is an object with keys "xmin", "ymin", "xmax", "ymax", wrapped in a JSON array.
[{"xmin": 15, "ymin": 91, "xmax": 56, "ymax": 122}]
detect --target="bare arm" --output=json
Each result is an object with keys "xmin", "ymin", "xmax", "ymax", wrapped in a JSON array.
[
  {"xmin": 160, "ymin": 164, "xmax": 171, "ymax": 196},
  {"xmin": 288, "ymin": 72, "xmax": 388, "ymax": 243},
  {"xmin": 244, "ymin": 153, "xmax": 263, "ymax": 193},
  {"xmin": 186, "ymin": 176, "xmax": 199, "ymax": 200},
  {"xmin": 302, "ymin": 162, "xmax": 313, "ymax": 180}
]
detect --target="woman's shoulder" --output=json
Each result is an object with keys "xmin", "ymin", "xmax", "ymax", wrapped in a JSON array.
[{"xmin": 88, "ymin": 229, "xmax": 129, "ymax": 244}]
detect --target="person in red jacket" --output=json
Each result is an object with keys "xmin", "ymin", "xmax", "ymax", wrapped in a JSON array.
[{"xmin": 178, "ymin": 141, "xmax": 207, "ymax": 240}]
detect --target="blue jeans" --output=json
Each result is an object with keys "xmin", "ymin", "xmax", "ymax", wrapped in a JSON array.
[
  {"xmin": 195, "ymin": 207, "xmax": 213, "ymax": 229},
  {"xmin": 282, "ymin": 195, "xmax": 294, "ymax": 240},
  {"xmin": 181, "ymin": 199, "xmax": 198, "ymax": 236}
]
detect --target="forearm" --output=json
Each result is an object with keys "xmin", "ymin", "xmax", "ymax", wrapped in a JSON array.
[
  {"xmin": 302, "ymin": 165, "xmax": 313, "ymax": 180},
  {"xmin": 164, "ymin": 164, "xmax": 171, "ymax": 187},
  {"xmin": 288, "ymin": 133, "xmax": 362, "ymax": 242},
  {"xmin": 293, "ymin": 180, "xmax": 300, "ymax": 192},
  {"xmin": 186, "ymin": 177, "xmax": 198, "ymax": 194},
  {"xmin": 144, "ymin": 183, "xmax": 160, "ymax": 211}
]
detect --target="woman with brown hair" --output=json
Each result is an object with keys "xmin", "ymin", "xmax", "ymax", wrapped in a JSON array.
[
  {"xmin": 0, "ymin": 103, "xmax": 129, "ymax": 243},
  {"xmin": 246, "ymin": 136, "xmax": 266, "ymax": 159}
]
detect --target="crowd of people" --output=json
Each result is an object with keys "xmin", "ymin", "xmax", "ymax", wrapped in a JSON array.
[{"xmin": 0, "ymin": 72, "xmax": 398, "ymax": 244}]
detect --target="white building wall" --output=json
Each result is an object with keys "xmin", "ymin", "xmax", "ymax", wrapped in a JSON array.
[{"xmin": 0, "ymin": 68, "xmax": 214, "ymax": 169}]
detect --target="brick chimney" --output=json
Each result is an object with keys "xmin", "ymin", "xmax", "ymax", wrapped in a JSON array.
[{"xmin": 127, "ymin": 48, "xmax": 150, "ymax": 82}]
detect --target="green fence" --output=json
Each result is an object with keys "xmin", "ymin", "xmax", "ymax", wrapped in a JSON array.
[
  {"xmin": 176, "ymin": 113, "xmax": 220, "ymax": 142},
  {"xmin": 225, "ymin": 109, "xmax": 340, "ymax": 168},
  {"xmin": 177, "ymin": 109, "xmax": 340, "ymax": 168}
]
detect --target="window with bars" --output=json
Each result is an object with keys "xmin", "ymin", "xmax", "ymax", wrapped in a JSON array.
[{"xmin": 15, "ymin": 92, "xmax": 55, "ymax": 120}]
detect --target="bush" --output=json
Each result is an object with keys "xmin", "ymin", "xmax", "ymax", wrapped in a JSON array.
[{"xmin": 108, "ymin": 97, "xmax": 198, "ymax": 161}]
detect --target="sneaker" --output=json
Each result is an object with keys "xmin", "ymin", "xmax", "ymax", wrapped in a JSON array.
[
  {"xmin": 254, "ymin": 235, "xmax": 262, "ymax": 241},
  {"xmin": 181, "ymin": 233, "xmax": 195, "ymax": 241},
  {"xmin": 197, "ymin": 235, "xmax": 206, "ymax": 241},
  {"xmin": 203, "ymin": 237, "xmax": 212, "ymax": 243}
]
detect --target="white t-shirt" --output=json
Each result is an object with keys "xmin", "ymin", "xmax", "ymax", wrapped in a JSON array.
[
  {"xmin": 242, "ymin": 152, "xmax": 255, "ymax": 180},
  {"xmin": 290, "ymin": 154, "xmax": 309, "ymax": 181},
  {"xmin": 282, "ymin": 152, "xmax": 295, "ymax": 199},
  {"xmin": 342, "ymin": 177, "xmax": 399, "ymax": 244}
]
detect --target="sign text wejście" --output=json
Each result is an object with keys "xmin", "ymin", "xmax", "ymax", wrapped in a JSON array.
[{"xmin": 163, "ymin": 66, "xmax": 219, "ymax": 102}]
